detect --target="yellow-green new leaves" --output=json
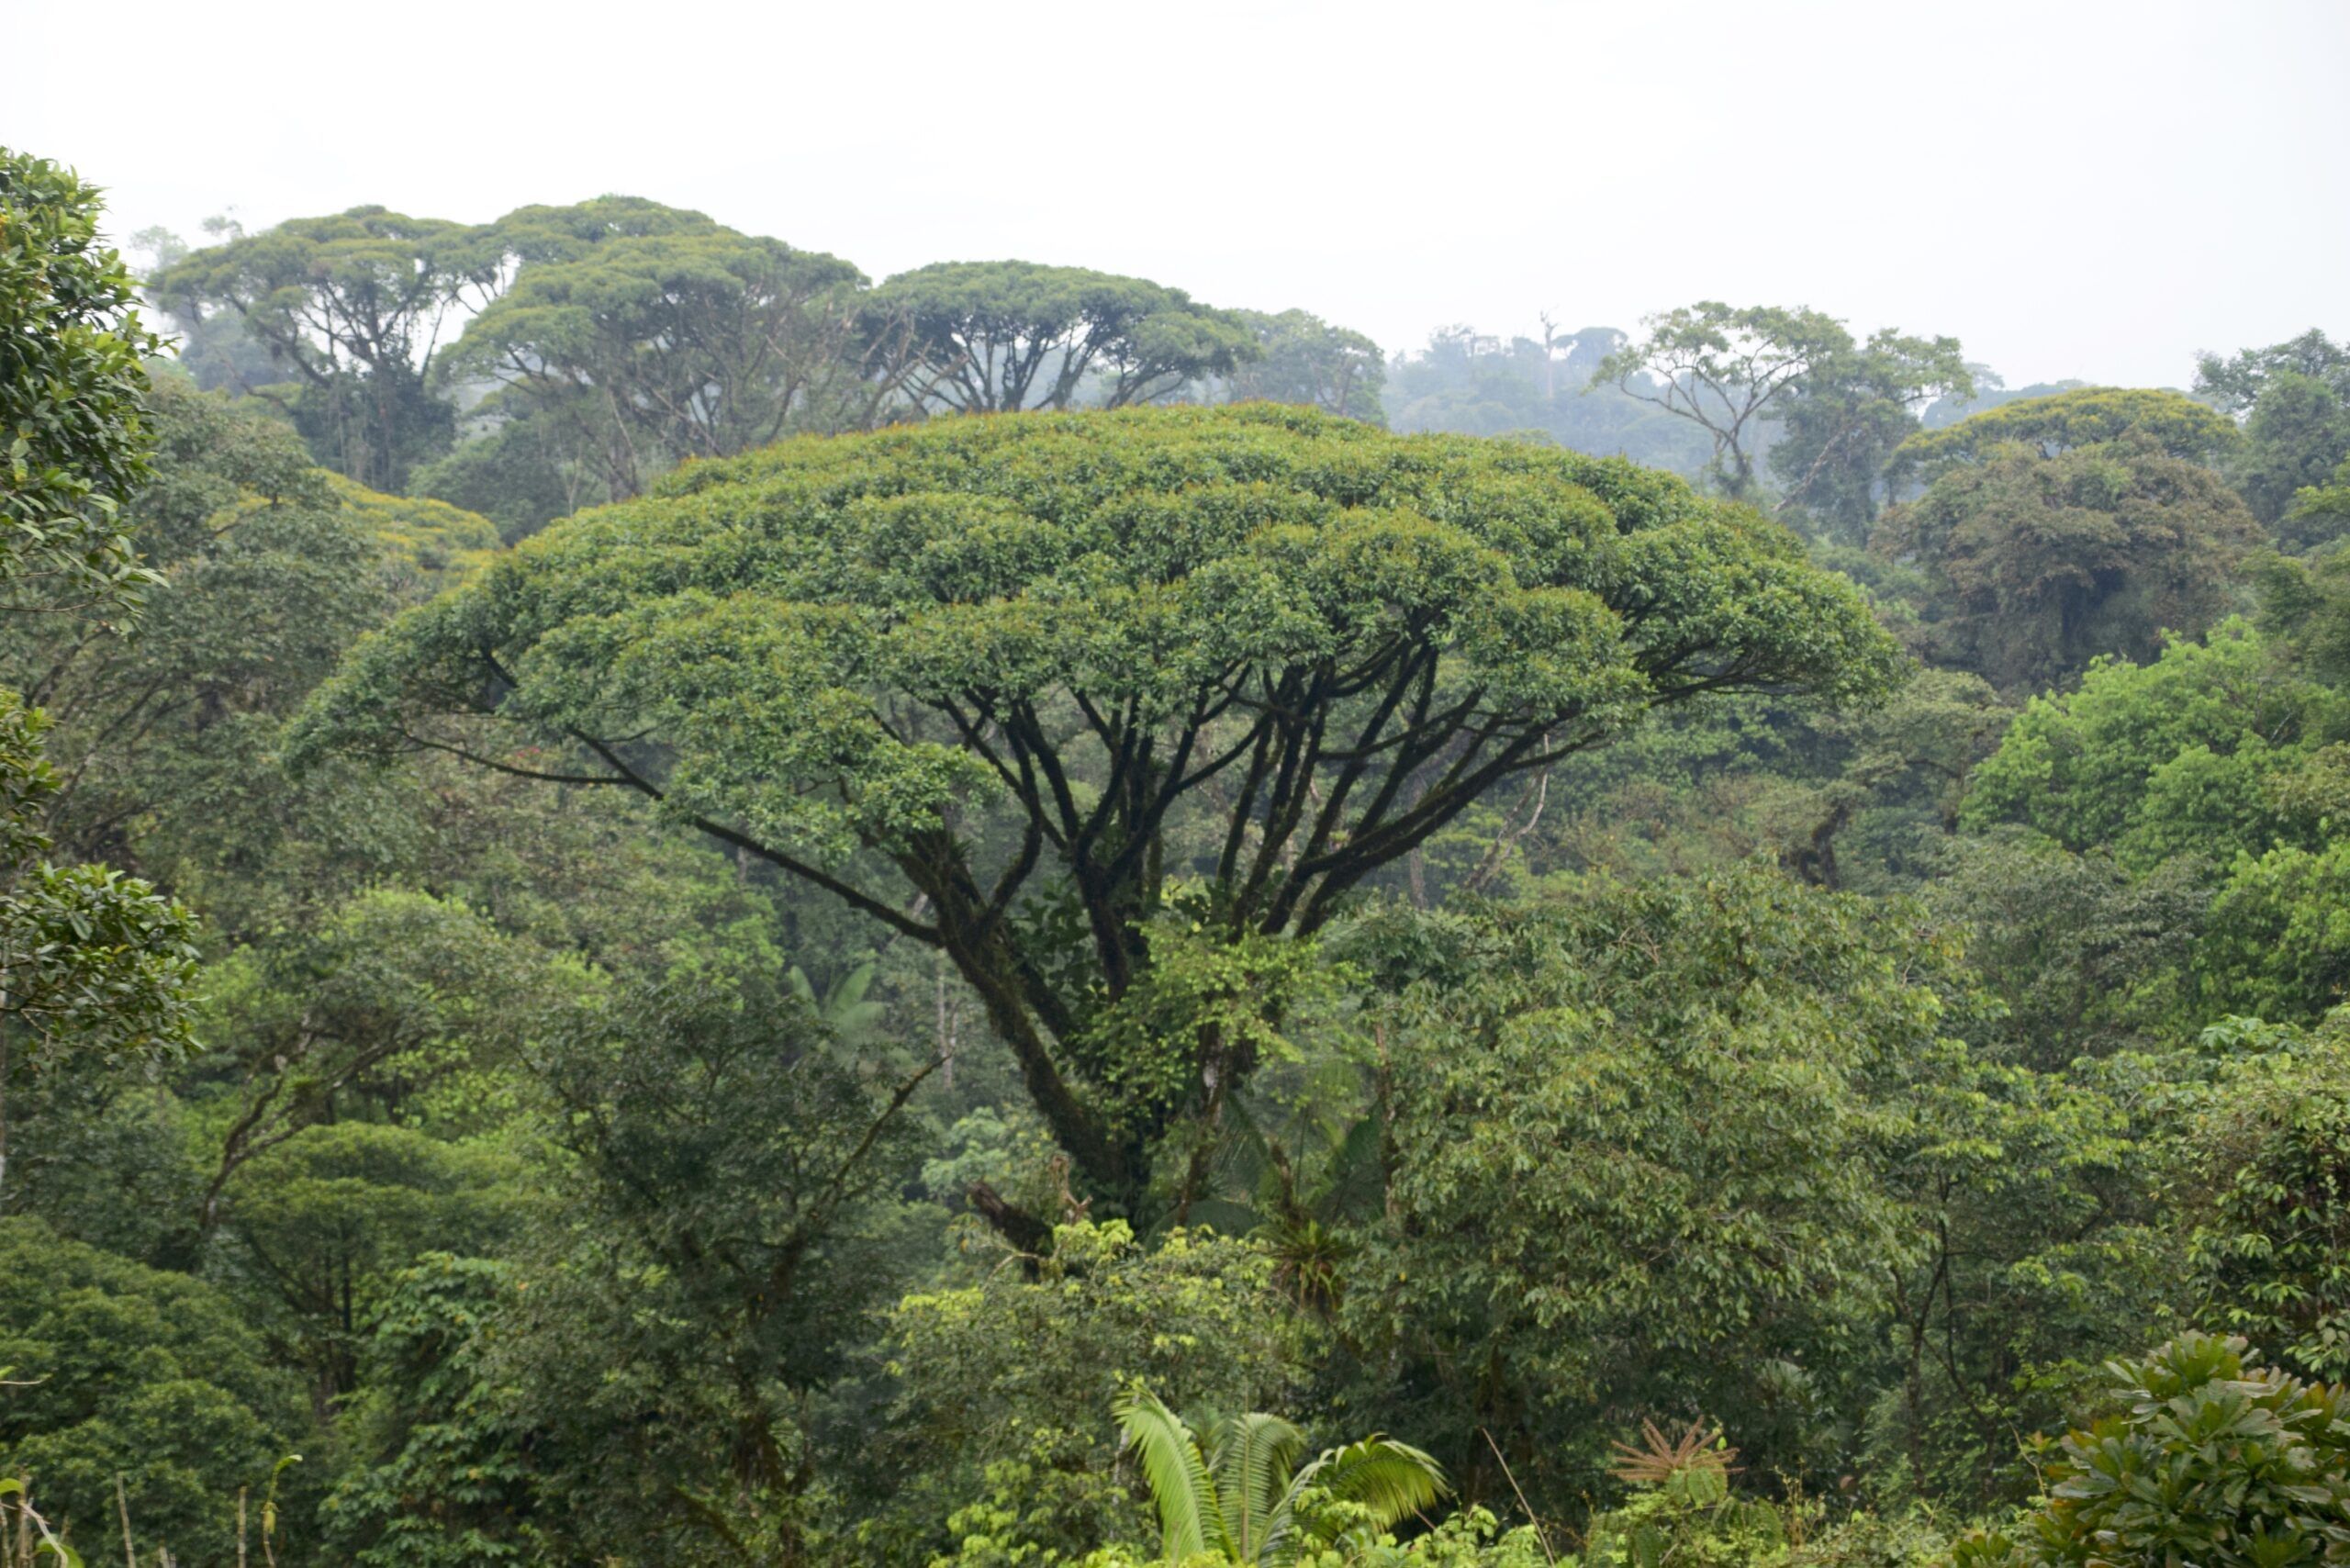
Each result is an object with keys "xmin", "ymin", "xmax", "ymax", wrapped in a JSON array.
[{"xmin": 322, "ymin": 476, "xmax": 500, "ymax": 597}]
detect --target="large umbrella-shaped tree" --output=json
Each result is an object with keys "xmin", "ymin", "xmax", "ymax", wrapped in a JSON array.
[{"xmin": 290, "ymin": 403, "xmax": 1901, "ymax": 1228}]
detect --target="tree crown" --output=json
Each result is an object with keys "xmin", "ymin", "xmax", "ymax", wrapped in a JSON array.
[
  {"xmin": 292, "ymin": 404, "xmax": 1901, "ymax": 1206},
  {"xmin": 871, "ymin": 261, "xmax": 1259, "ymax": 412},
  {"xmin": 1892, "ymin": 385, "xmax": 2238, "ymax": 483}
]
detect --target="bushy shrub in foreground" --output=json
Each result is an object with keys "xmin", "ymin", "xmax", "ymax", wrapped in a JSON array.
[{"xmin": 1953, "ymin": 1332, "xmax": 2350, "ymax": 1565}]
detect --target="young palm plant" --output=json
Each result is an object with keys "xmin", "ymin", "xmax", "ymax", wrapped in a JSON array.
[{"xmin": 1113, "ymin": 1385, "xmax": 1449, "ymax": 1564}]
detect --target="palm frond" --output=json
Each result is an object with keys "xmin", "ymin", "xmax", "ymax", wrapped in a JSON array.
[
  {"xmin": 1287, "ymin": 1436, "xmax": 1449, "ymax": 1547},
  {"xmin": 1115, "ymin": 1383, "xmax": 1225, "ymax": 1562},
  {"xmin": 1210, "ymin": 1410, "xmax": 1308, "ymax": 1562},
  {"xmin": 832, "ymin": 961, "xmax": 876, "ymax": 1012},
  {"xmin": 1315, "ymin": 1112, "xmax": 1390, "ymax": 1221}
]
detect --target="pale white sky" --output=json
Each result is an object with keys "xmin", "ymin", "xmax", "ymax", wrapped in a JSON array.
[{"xmin": 7, "ymin": 0, "xmax": 2343, "ymax": 389}]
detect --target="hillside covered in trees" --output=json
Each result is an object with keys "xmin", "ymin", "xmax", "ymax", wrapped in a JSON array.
[{"xmin": 5, "ymin": 103, "xmax": 2350, "ymax": 1568}]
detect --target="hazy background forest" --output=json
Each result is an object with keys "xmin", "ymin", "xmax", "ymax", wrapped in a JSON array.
[{"xmin": 4, "ymin": 4, "xmax": 2350, "ymax": 1565}]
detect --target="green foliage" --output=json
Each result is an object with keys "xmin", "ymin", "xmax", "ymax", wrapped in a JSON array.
[
  {"xmin": 1952, "ymin": 1332, "xmax": 2350, "ymax": 1566},
  {"xmin": 0, "ymin": 1217, "xmax": 301, "ymax": 1563},
  {"xmin": 0, "ymin": 155, "xmax": 204, "ymax": 1262},
  {"xmin": 119, "ymin": 370, "xmax": 330, "ymax": 560},
  {"xmin": 320, "ymin": 1254, "xmax": 539, "ymax": 1566},
  {"xmin": 0, "ymin": 689, "xmax": 198, "ymax": 1061},
  {"xmin": 0, "ymin": 378, "xmax": 504, "ymax": 947},
  {"xmin": 1219, "ymin": 310, "xmax": 1387, "ymax": 424},
  {"xmin": 1341, "ymin": 864, "xmax": 1962, "ymax": 1498},
  {"xmin": 2195, "ymin": 329, "xmax": 2350, "ymax": 413},
  {"xmin": 192, "ymin": 888, "xmax": 593, "ymax": 1228},
  {"xmin": 0, "ymin": 1474, "xmax": 88, "ymax": 1568},
  {"xmin": 151, "ymin": 207, "xmax": 487, "ymax": 487},
  {"xmin": 2232, "ymin": 372, "xmax": 2350, "ymax": 537},
  {"xmin": 882, "ymin": 1221, "xmax": 1304, "ymax": 1564},
  {"xmin": 1890, "ymin": 386, "xmax": 2239, "ymax": 484},
  {"xmin": 0, "ymin": 689, "xmax": 200, "ymax": 1204},
  {"xmin": 26, "ymin": 159, "xmax": 2350, "ymax": 1568},
  {"xmin": 2288, "ymin": 458, "xmax": 2350, "ymax": 555},
  {"xmin": 1593, "ymin": 302, "xmax": 1859, "ymax": 498},
  {"xmin": 2177, "ymin": 1029, "xmax": 2350, "ymax": 1381},
  {"xmin": 1746, "ymin": 667, "xmax": 2013, "ymax": 892},
  {"xmin": 446, "ymin": 212, "xmax": 899, "ymax": 498},
  {"xmin": 404, "ymin": 412, "xmax": 597, "ymax": 543},
  {"xmin": 1961, "ymin": 621, "xmax": 2334, "ymax": 859},
  {"xmin": 2253, "ymin": 542, "xmax": 2350, "ymax": 690},
  {"xmin": 2198, "ymin": 841, "xmax": 2350, "ymax": 1021},
  {"xmin": 291, "ymin": 402, "xmax": 1899, "ymax": 1218},
  {"xmin": 483, "ymin": 980, "xmax": 934, "ymax": 1562},
  {"xmin": 0, "ymin": 148, "xmax": 162, "ymax": 619},
  {"xmin": 875, "ymin": 261, "xmax": 1260, "ymax": 413},
  {"xmin": 322, "ymin": 473, "xmax": 498, "ymax": 594},
  {"xmin": 1868, "ymin": 1032, "xmax": 2174, "ymax": 1504},
  {"xmin": 1113, "ymin": 1384, "xmax": 1448, "ymax": 1566},
  {"xmin": 212, "ymin": 1122, "xmax": 520, "ymax": 1409},
  {"xmin": 1077, "ymin": 900, "xmax": 1344, "ymax": 1151},
  {"xmin": 1956, "ymin": 619, "xmax": 2350, "ymax": 1024},
  {"xmin": 1923, "ymin": 832, "xmax": 2208, "ymax": 1062},
  {"xmin": 1875, "ymin": 436, "xmax": 2262, "ymax": 692},
  {"xmin": 1581, "ymin": 1478, "xmax": 1787, "ymax": 1568},
  {"xmin": 1766, "ymin": 329, "xmax": 1973, "ymax": 544}
]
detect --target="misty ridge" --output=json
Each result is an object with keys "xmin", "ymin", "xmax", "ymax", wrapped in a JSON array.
[{"xmin": 4, "ymin": 6, "xmax": 2350, "ymax": 1562}]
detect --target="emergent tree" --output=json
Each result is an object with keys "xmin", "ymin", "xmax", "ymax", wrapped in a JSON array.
[{"xmin": 291, "ymin": 404, "xmax": 1900, "ymax": 1226}]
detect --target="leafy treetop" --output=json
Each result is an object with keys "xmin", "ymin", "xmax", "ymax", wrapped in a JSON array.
[
  {"xmin": 1220, "ymin": 309, "xmax": 1387, "ymax": 424},
  {"xmin": 1875, "ymin": 432, "xmax": 2261, "ymax": 692},
  {"xmin": 291, "ymin": 404, "xmax": 1900, "ymax": 1216},
  {"xmin": 149, "ymin": 205, "xmax": 491, "ymax": 487},
  {"xmin": 2195, "ymin": 327, "xmax": 2350, "ymax": 412},
  {"xmin": 1891, "ymin": 386, "xmax": 2239, "ymax": 483},
  {"xmin": 151, "ymin": 206, "xmax": 488, "ymax": 391},
  {"xmin": 1590, "ymin": 301, "xmax": 1857, "ymax": 499},
  {"xmin": 1765, "ymin": 326, "xmax": 1972, "ymax": 543},
  {"xmin": 467, "ymin": 193, "xmax": 726, "ymax": 270},
  {"xmin": 443, "ymin": 226, "xmax": 891, "ymax": 498},
  {"xmin": 871, "ymin": 261, "xmax": 1260, "ymax": 413},
  {"xmin": 0, "ymin": 149, "xmax": 163, "ymax": 616}
]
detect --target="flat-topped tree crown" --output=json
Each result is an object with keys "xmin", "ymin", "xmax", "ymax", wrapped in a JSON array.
[
  {"xmin": 293, "ymin": 403, "xmax": 1901, "ymax": 1215},
  {"xmin": 870, "ymin": 261, "xmax": 1260, "ymax": 413}
]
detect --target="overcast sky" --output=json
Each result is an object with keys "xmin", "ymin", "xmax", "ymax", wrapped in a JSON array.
[{"xmin": 9, "ymin": 0, "xmax": 2343, "ymax": 390}]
